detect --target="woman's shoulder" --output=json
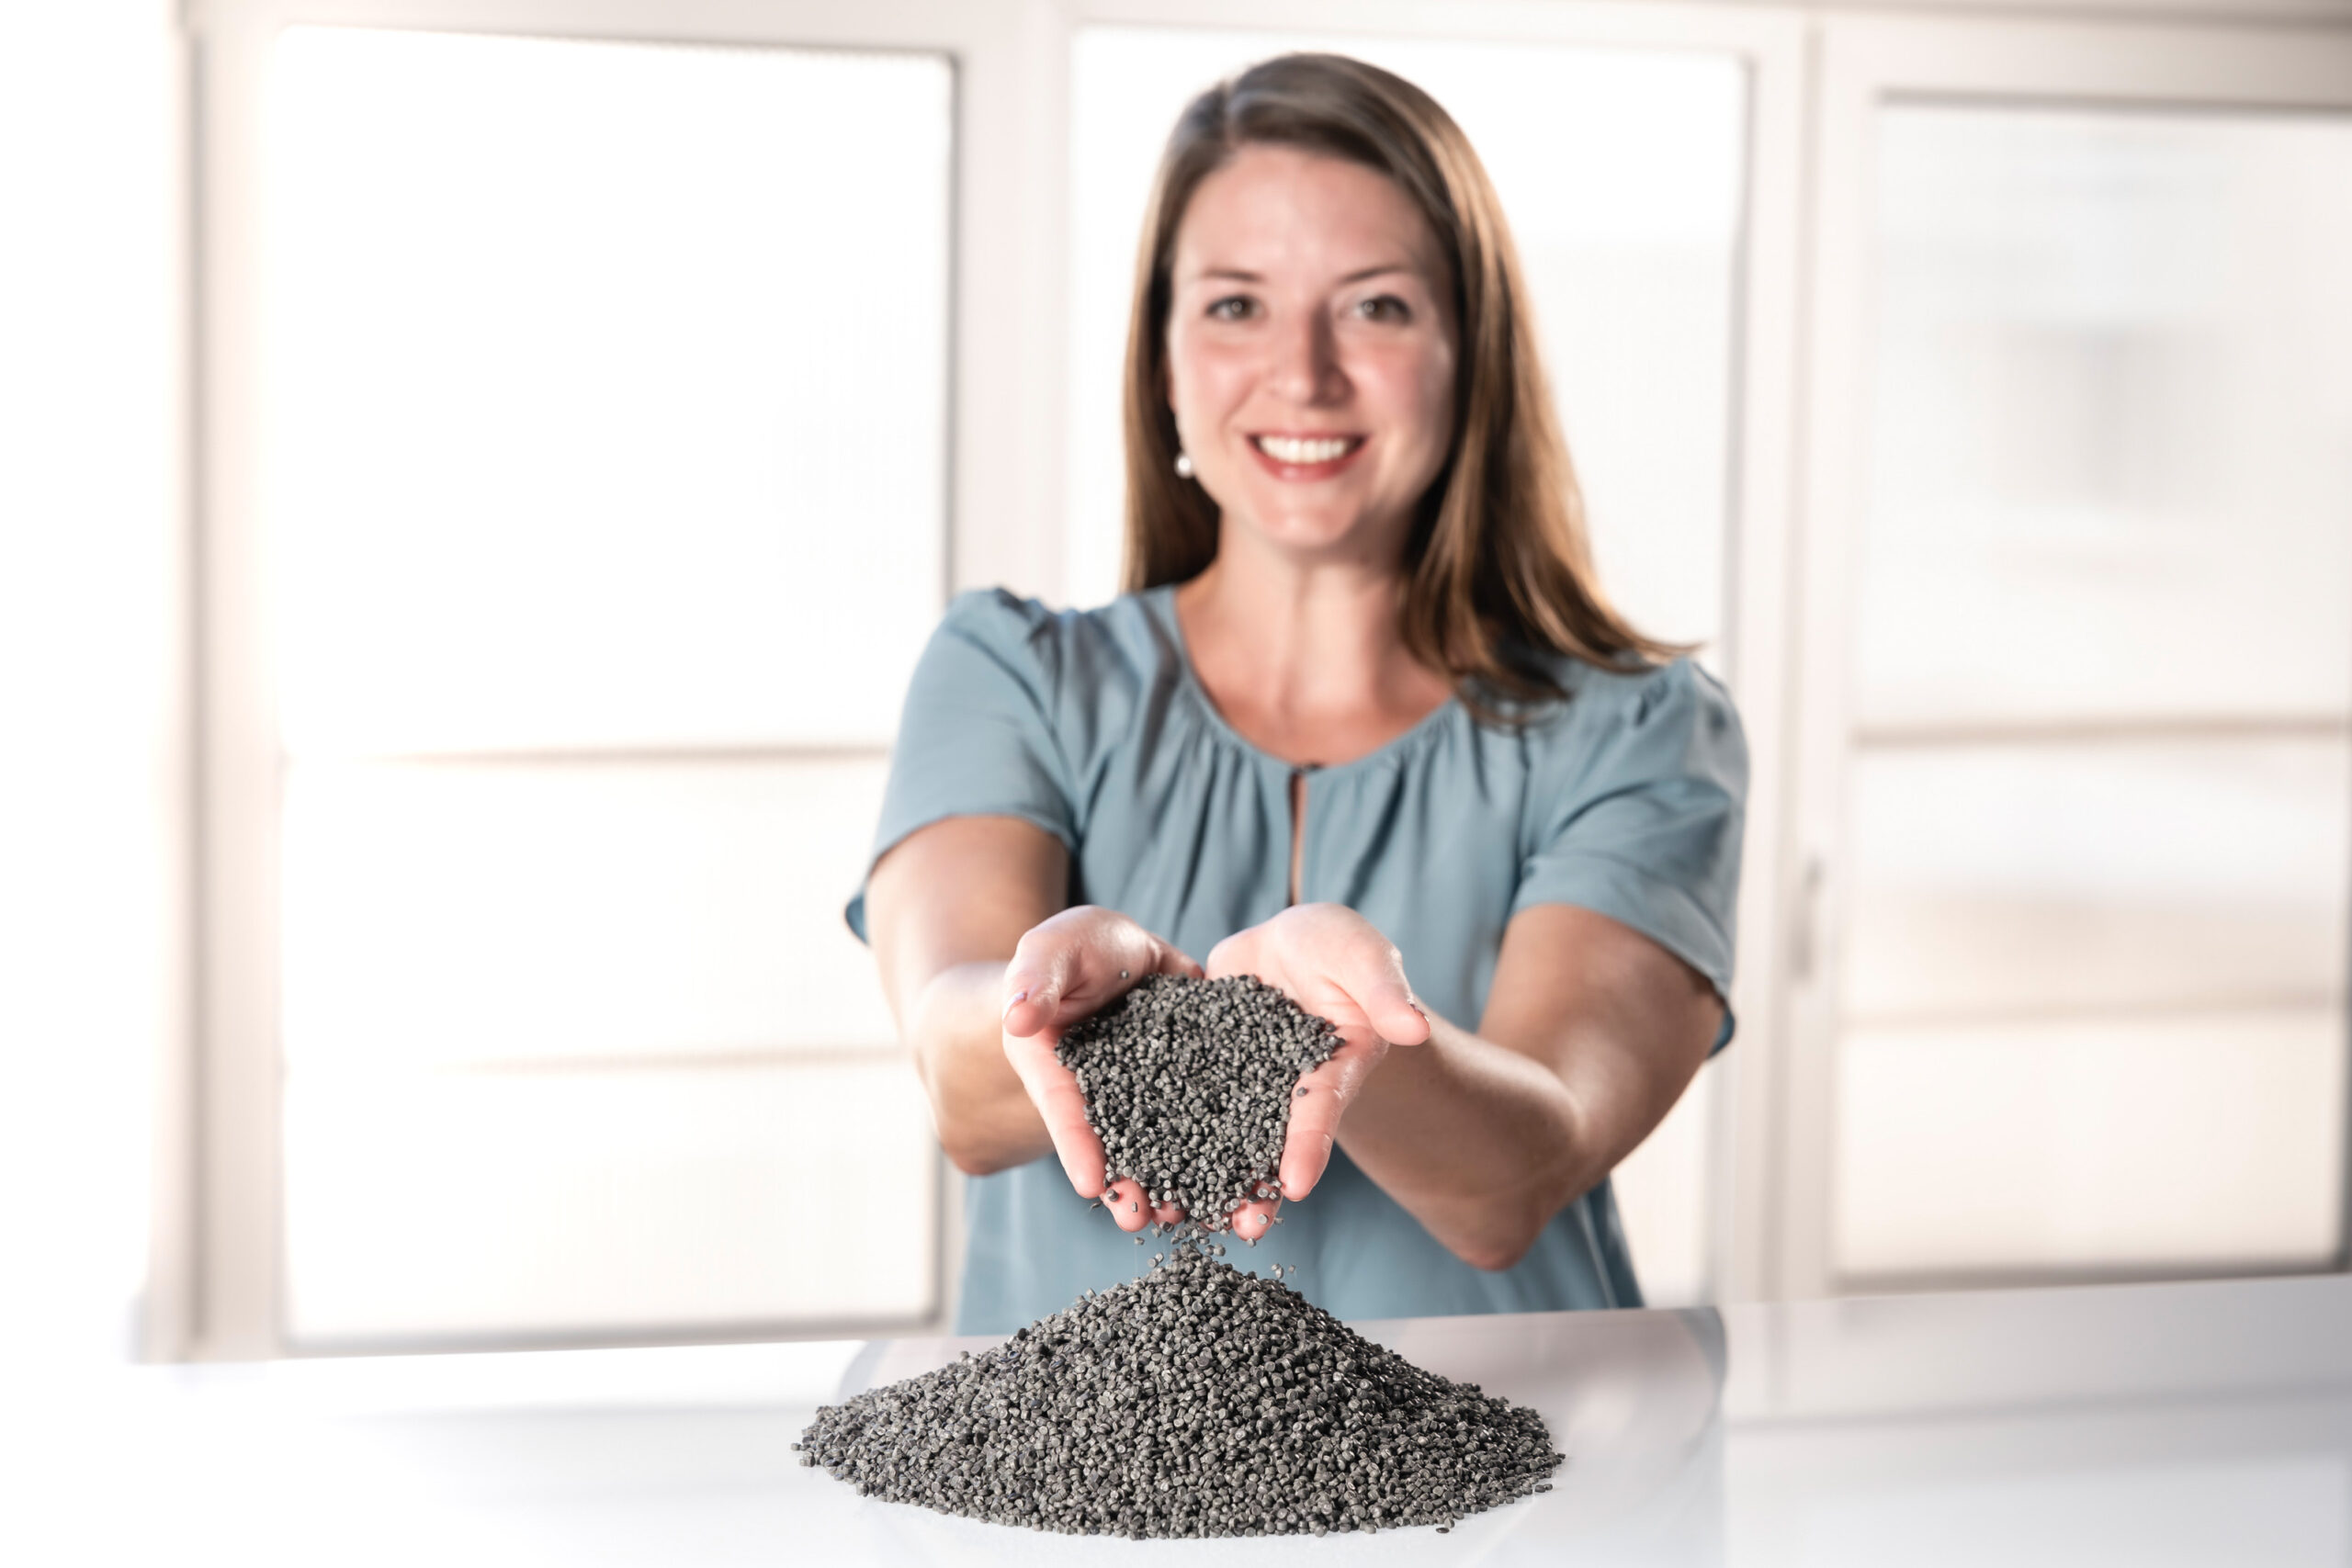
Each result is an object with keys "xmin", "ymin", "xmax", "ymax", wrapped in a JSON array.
[
  {"xmin": 1557, "ymin": 651, "xmax": 1736, "ymax": 723},
  {"xmin": 939, "ymin": 582, "xmax": 1165, "ymax": 638},
  {"xmin": 927, "ymin": 585, "xmax": 1178, "ymax": 708},
  {"xmin": 1507, "ymin": 652, "xmax": 1746, "ymax": 779}
]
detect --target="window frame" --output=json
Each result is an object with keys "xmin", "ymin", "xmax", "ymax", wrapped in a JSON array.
[{"xmin": 167, "ymin": 0, "xmax": 2352, "ymax": 1361}]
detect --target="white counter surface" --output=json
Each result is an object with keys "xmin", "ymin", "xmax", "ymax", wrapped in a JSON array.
[{"xmin": 9, "ymin": 1272, "xmax": 2351, "ymax": 1566}]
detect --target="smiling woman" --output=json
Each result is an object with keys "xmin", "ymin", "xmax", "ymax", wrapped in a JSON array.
[{"xmin": 854, "ymin": 53, "xmax": 1747, "ymax": 1335}]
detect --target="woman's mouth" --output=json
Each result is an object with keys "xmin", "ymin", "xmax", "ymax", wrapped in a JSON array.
[{"xmin": 1248, "ymin": 433, "xmax": 1365, "ymax": 479}]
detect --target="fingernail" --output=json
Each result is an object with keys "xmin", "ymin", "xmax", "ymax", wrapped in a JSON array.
[{"xmin": 1002, "ymin": 987, "xmax": 1029, "ymax": 1020}]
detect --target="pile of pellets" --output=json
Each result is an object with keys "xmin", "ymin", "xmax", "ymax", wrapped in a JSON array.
[
  {"xmin": 1055, "ymin": 973, "xmax": 1339, "ymax": 1226},
  {"xmin": 794, "ymin": 1235, "xmax": 1564, "ymax": 1537}
]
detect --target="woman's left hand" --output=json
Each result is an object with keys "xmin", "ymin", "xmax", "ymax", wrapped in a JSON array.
[{"xmin": 1204, "ymin": 903, "xmax": 1433, "ymax": 1236}]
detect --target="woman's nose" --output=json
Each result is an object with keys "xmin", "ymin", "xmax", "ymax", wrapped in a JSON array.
[{"xmin": 1266, "ymin": 310, "xmax": 1345, "ymax": 406}]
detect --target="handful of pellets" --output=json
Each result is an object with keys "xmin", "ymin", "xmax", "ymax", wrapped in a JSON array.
[
  {"xmin": 795, "ymin": 1236, "xmax": 1564, "ymax": 1538},
  {"xmin": 1055, "ymin": 973, "xmax": 1338, "ymax": 1226}
]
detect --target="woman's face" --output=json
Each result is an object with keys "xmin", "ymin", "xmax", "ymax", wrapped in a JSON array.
[{"xmin": 1165, "ymin": 145, "xmax": 1458, "ymax": 568}]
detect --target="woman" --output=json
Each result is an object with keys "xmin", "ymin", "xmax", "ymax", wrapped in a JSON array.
[{"xmin": 849, "ymin": 53, "xmax": 1745, "ymax": 1335}]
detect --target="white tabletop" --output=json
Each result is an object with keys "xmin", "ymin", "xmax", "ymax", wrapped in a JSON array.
[{"xmin": 10, "ymin": 1272, "xmax": 2352, "ymax": 1566}]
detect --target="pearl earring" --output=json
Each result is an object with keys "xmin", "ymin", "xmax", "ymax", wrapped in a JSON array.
[{"xmin": 1174, "ymin": 451, "xmax": 1195, "ymax": 479}]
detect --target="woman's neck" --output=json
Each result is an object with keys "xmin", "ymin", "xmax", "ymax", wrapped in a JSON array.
[{"xmin": 1172, "ymin": 533, "xmax": 1453, "ymax": 769}]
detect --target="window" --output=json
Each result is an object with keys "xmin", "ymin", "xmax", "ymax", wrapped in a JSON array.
[
  {"xmin": 210, "ymin": 22, "xmax": 956, "ymax": 1349},
  {"xmin": 1834, "ymin": 104, "xmax": 2352, "ymax": 1282},
  {"xmin": 1785, "ymin": 18, "xmax": 2352, "ymax": 1297}
]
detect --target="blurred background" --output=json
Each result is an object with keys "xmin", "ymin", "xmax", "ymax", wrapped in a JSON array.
[{"xmin": 4, "ymin": 0, "xmax": 2349, "ymax": 1365}]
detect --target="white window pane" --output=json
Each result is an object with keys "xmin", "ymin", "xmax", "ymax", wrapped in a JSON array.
[
  {"xmin": 1860, "ymin": 107, "xmax": 2352, "ymax": 728},
  {"xmin": 1836, "ymin": 1013, "xmax": 2345, "ymax": 1277},
  {"xmin": 283, "ymin": 759, "xmax": 895, "ymax": 1069},
  {"xmin": 1067, "ymin": 28, "xmax": 1742, "ymax": 652},
  {"xmin": 283, "ymin": 1059, "xmax": 937, "ymax": 1343},
  {"xmin": 267, "ymin": 30, "xmax": 950, "ymax": 752},
  {"xmin": 1845, "ymin": 741, "xmax": 2350, "ymax": 1021}
]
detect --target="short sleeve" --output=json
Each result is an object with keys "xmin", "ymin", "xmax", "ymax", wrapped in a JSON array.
[
  {"xmin": 1511, "ymin": 659, "xmax": 1747, "ymax": 1010},
  {"xmin": 843, "ymin": 590, "xmax": 1079, "ymax": 942}
]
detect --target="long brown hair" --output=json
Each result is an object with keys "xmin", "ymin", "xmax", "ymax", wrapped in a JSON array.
[{"xmin": 1121, "ymin": 52, "xmax": 1679, "ymax": 713}]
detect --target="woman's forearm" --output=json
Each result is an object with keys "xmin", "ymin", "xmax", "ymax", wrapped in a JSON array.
[
  {"xmin": 908, "ymin": 959, "xmax": 1054, "ymax": 1176},
  {"xmin": 1331, "ymin": 904, "xmax": 1719, "ymax": 1271},
  {"xmin": 1333, "ymin": 1014, "xmax": 1600, "ymax": 1271},
  {"xmin": 865, "ymin": 816, "xmax": 1072, "ymax": 1179}
]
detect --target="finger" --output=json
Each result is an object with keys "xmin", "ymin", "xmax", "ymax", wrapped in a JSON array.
[
  {"xmin": 1001, "ymin": 910, "xmax": 1106, "ymax": 1038},
  {"xmin": 1160, "ymin": 944, "xmax": 1206, "ymax": 981},
  {"xmin": 1102, "ymin": 1177, "xmax": 1153, "ymax": 1233},
  {"xmin": 1334, "ymin": 942, "xmax": 1430, "ymax": 1046},
  {"xmin": 1276, "ymin": 1041, "xmax": 1384, "ymax": 1201},
  {"xmin": 1001, "ymin": 991, "xmax": 1046, "ymax": 1040},
  {"xmin": 1000, "ymin": 943, "xmax": 1073, "ymax": 1039},
  {"xmin": 1277, "ymin": 1114, "xmax": 1337, "ymax": 1205},
  {"xmin": 1202, "ymin": 931, "xmax": 1252, "ymax": 980},
  {"xmin": 1227, "ymin": 1200, "xmax": 1279, "ymax": 1242},
  {"xmin": 1002, "ymin": 1033, "xmax": 1107, "ymax": 1196},
  {"xmin": 1149, "ymin": 1199, "xmax": 1186, "ymax": 1226}
]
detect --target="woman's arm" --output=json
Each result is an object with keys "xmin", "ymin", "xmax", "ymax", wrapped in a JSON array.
[
  {"xmin": 865, "ymin": 815, "xmax": 1067, "ymax": 1178},
  {"xmin": 1207, "ymin": 901, "xmax": 1719, "ymax": 1271},
  {"xmin": 864, "ymin": 815, "xmax": 1201, "ymax": 1225},
  {"xmin": 1337, "ymin": 903, "xmax": 1719, "ymax": 1271}
]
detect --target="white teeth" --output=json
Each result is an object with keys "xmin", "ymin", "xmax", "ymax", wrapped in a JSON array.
[{"xmin": 1253, "ymin": 434, "xmax": 1355, "ymax": 465}]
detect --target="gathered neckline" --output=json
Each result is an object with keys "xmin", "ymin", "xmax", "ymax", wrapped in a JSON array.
[{"xmin": 1139, "ymin": 584, "xmax": 1464, "ymax": 779}]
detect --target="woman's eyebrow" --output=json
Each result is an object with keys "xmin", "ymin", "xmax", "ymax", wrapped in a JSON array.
[{"xmin": 1185, "ymin": 263, "xmax": 1419, "ymax": 286}]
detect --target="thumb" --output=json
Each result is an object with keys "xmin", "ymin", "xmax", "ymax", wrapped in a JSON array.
[
  {"xmin": 1336, "ymin": 940, "xmax": 1430, "ymax": 1046},
  {"xmin": 1369, "ymin": 984, "xmax": 1431, "ymax": 1046},
  {"xmin": 1001, "ymin": 949, "xmax": 1072, "ymax": 1039}
]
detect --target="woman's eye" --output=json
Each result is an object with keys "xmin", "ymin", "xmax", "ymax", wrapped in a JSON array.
[
  {"xmin": 1206, "ymin": 296, "xmax": 1257, "ymax": 322},
  {"xmin": 1354, "ymin": 295, "xmax": 1411, "ymax": 323}
]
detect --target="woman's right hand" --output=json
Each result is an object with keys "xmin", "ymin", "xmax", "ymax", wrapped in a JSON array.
[{"xmin": 1000, "ymin": 906, "xmax": 1202, "ymax": 1233}]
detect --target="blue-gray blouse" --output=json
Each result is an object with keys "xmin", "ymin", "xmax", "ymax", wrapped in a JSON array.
[{"xmin": 847, "ymin": 584, "xmax": 1747, "ymax": 1333}]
